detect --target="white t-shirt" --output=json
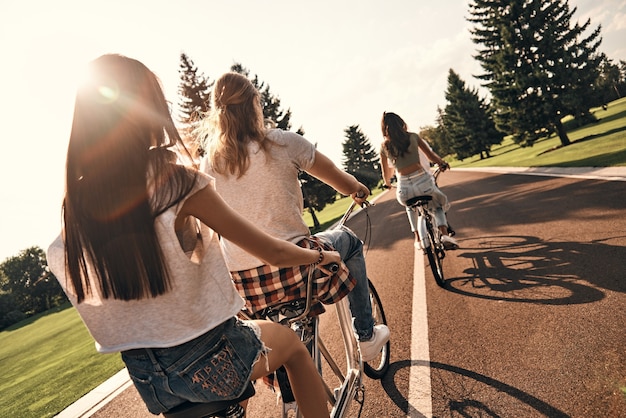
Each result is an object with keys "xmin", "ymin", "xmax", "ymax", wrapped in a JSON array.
[
  {"xmin": 47, "ymin": 171, "xmax": 244, "ymax": 353},
  {"xmin": 202, "ymin": 129, "xmax": 316, "ymax": 271}
]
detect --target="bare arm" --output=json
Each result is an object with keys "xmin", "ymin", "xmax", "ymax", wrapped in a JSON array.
[
  {"xmin": 180, "ymin": 185, "xmax": 341, "ymax": 268},
  {"xmin": 380, "ymin": 153, "xmax": 394, "ymax": 187},
  {"xmin": 416, "ymin": 135, "xmax": 447, "ymax": 169},
  {"xmin": 306, "ymin": 150, "xmax": 370, "ymax": 204}
]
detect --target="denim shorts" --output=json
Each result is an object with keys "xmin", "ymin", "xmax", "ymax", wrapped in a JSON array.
[{"xmin": 121, "ymin": 317, "xmax": 265, "ymax": 415}]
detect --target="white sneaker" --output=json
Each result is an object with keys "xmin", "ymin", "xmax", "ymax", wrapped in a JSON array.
[
  {"xmin": 359, "ymin": 324, "xmax": 390, "ymax": 362},
  {"xmin": 441, "ymin": 235, "xmax": 459, "ymax": 250}
]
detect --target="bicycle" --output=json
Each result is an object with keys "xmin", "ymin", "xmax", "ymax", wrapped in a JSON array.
[
  {"xmin": 409, "ymin": 164, "xmax": 455, "ymax": 288},
  {"xmin": 247, "ymin": 198, "xmax": 390, "ymax": 417},
  {"xmin": 388, "ymin": 164, "xmax": 454, "ymax": 288}
]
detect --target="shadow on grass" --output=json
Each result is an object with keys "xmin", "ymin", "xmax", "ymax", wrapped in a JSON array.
[{"xmin": 550, "ymin": 147, "xmax": 626, "ymax": 167}]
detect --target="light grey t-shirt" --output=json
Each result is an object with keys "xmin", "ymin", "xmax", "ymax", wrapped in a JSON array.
[
  {"xmin": 47, "ymin": 171, "xmax": 245, "ymax": 353},
  {"xmin": 202, "ymin": 129, "xmax": 316, "ymax": 271}
]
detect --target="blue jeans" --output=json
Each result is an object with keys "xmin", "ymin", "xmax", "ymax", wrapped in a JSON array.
[
  {"xmin": 396, "ymin": 170, "xmax": 450, "ymax": 231},
  {"xmin": 121, "ymin": 318, "xmax": 263, "ymax": 415},
  {"xmin": 315, "ymin": 226, "xmax": 374, "ymax": 340}
]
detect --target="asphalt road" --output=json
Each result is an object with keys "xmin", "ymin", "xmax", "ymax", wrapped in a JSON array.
[{"xmin": 87, "ymin": 170, "xmax": 626, "ymax": 417}]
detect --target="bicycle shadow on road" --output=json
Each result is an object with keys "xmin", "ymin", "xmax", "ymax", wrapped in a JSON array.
[
  {"xmin": 381, "ymin": 359, "xmax": 570, "ymax": 417},
  {"xmin": 444, "ymin": 234, "xmax": 625, "ymax": 304}
]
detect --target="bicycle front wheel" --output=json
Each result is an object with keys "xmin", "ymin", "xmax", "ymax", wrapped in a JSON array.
[
  {"xmin": 363, "ymin": 279, "xmax": 390, "ymax": 379},
  {"xmin": 425, "ymin": 226, "xmax": 445, "ymax": 288}
]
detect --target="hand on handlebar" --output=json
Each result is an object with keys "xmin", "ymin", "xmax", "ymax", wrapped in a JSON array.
[{"xmin": 351, "ymin": 183, "xmax": 370, "ymax": 206}]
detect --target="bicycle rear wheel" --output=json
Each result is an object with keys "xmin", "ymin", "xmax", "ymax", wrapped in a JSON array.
[
  {"xmin": 425, "ymin": 224, "xmax": 446, "ymax": 288},
  {"xmin": 363, "ymin": 279, "xmax": 390, "ymax": 379}
]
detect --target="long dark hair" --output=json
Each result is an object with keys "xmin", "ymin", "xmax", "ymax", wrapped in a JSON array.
[
  {"xmin": 381, "ymin": 111, "xmax": 411, "ymax": 159},
  {"xmin": 63, "ymin": 54, "xmax": 197, "ymax": 302}
]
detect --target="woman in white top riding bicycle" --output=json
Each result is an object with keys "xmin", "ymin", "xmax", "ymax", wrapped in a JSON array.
[
  {"xmin": 380, "ymin": 111, "xmax": 459, "ymax": 250},
  {"xmin": 46, "ymin": 54, "xmax": 331, "ymax": 417},
  {"xmin": 197, "ymin": 72, "xmax": 389, "ymax": 363}
]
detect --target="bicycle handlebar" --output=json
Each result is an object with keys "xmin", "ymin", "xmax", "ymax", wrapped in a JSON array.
[{"xmin": 286, "ymin": 198, "xmax": 371, "ymax": 325}]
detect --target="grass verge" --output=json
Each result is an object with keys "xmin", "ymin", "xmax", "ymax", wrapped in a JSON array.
[{"xmin": 0, "ymin": 304, "xmax": 124, "ymax": 418}]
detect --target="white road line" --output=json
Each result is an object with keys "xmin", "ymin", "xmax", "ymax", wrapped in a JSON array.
[{"xmin": 407, "ymin": 249, "xmax": 432, "ymax": 418}]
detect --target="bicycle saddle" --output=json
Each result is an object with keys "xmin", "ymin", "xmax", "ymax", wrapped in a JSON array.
[
  {"xmin": 162, "ymin": 381, "xmax": 255, "ymax": 418},
  {"xmin": 406, "ymin": 195, "xmax": 432, "ymax": 207}
]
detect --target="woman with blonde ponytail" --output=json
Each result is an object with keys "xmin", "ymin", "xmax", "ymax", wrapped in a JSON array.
[{"xmin": 199, "ymin": 72, "xmax": 390, "ymax": 364}]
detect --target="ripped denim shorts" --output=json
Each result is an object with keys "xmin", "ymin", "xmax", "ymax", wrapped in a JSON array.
[{"xmin": 121, "ymin": 317, "xmax": 265, "ymax": 415}]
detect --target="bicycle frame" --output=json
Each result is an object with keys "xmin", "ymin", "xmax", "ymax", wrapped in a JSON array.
[
  {"xmin": 259, "ymin": 199, "xmax": 389, "ymax": 418},
  {"xmin": 282, "ymin": 200, "xmax": 366, "ymax": 417},
  {"xmin": 405, "ymin": 165, "xmax": 447, "ymax": 287}
]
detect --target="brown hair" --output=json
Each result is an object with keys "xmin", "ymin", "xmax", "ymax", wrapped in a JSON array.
[{"xmin": 381, "ymin": 111, "xmax": 411, "ymax": 159}]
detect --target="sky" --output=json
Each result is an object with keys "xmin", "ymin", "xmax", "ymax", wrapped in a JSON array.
[{"xmin": 1, "ymin": 0, "xmax": 625, "ymax": 263}]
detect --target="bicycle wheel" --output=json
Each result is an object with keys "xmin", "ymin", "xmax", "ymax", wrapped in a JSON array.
[
  {"xmin": 425, "ymin": 223, "xmax": 446, "ymax": 288},
  {"xmin": 363, "ymin": 279, "xmax": 390, "ymax": 379}
]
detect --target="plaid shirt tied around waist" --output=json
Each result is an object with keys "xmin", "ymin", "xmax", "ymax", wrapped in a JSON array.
[{"xmin": 231, "ymin": 237, "xmax": 356, "ymax": 318}]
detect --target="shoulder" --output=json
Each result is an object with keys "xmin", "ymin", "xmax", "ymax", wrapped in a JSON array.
[{"xmin": 266, "ymin": 128, "xmax": 310, "ymax": 146}]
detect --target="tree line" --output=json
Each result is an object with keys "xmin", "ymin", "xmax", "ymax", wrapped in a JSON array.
[{"xmin": 2, "ymin": 0, "xmax": 624, "ymax": 328}]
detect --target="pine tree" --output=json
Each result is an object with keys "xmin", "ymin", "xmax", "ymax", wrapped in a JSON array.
[
  {"xmin": 178, "ymin": 53, "xmax": 212, "ymax": 155},
  {"xmin": 342, "ymin": 125, "xmax": 380, "ymax": 191},
  {"xmin": 468, "ymin": 0, "xmax": 603, "ymax": 146},
  {"xmin": 442, "ymin": 69, "xmax": 503, "ymax": 160},
  {"xmin": 178, "ymin": 53, "xmax": 212, "ymax": 126},
  {"xmin": 591, "ymin": 56, "xmax": 626, "ymax": 107}
]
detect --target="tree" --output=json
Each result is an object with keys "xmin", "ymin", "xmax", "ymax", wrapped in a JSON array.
[
  {"xmin": 425, "ymin": 107, "xmax": 456, "ymax": 158},
  {"xmin": 442, "ymin": 69, "xmax": 503, "ymax": 160},
  {"xmin": 0, "ymin": 246, "xmax": 66, "ymax": 327},
  {"xmin": 468, "ymin": 0, "xmax": 603, "ymax": 147},
  {"xmin": 342, "ymin": 125, "xmax": 380, "ymax": 191},
  {"xmin": 590, "ymin": 56, "xmax": 625, "ymax": 108},
  {"xmin": 299, "ymin": 170, "xmax": 337, "ymax": 230},
  {"xmin": 178, "ymin": 53, "xmax": 212, "ymax": 154}
]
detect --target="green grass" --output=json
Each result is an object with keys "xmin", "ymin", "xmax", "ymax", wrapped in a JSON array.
[
  {"xmin": 4, "ymin": 96, "xmax": 625, "ymax": 418},
  {"xmin": 449, "ymin": 96, "xmax": 626, "ymax": 168},
  {"xmin": 0, "ymin": 304, "xmax": 124, "ymax": 418}
]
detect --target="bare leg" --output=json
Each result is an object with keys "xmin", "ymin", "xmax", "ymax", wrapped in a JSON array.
[
  {"xmin": 251, "ymin": 320, "xmax": 329, "ymax": 418},
  {"xmin": 438, "ymin": 225, "xmax": 449, "ymax": 236}
]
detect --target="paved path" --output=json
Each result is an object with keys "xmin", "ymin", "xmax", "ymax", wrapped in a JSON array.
[{"xmin": 55, "ymin": 166, "xmax": 626, "ymax": 417}]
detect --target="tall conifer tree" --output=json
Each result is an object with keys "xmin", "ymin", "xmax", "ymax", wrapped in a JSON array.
[
  {"xmin": 468, "ymin": 0, "xmax": 603, "ymax": 146},
  {"xmin": 442, "ymin": 69, "xmax": 503, "ymax": 159},
  {"xmin": 342, "ymin": 125, "xmax": 380, "ymax": 191},
  {"xmin": 178, "ymin": 53, "xmax": 212, "ymax": 126}
]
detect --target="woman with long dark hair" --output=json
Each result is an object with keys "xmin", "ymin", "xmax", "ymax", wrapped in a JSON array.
[
  {"xmin": 47, "ymin": 54, "xmax": 331, "ymax": 417},
  {"xmin": 380, "ymin": 111, "xmax": 459, "ymax": 249}
]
